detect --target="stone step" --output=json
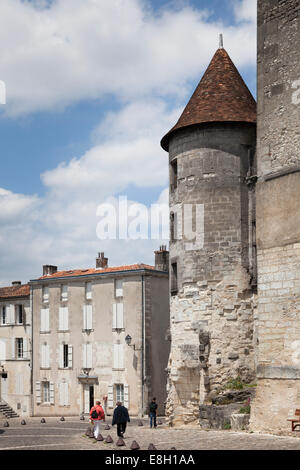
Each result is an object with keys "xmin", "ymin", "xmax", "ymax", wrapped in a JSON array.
[{"xmin": 0, "ymin": 402, "xmax": 19, "ymax": 418}]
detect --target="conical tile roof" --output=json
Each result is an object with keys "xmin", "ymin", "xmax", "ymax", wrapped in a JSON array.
[{"xmin": 161, "ymin": 47, "xmax": 256, "ymax": 151}]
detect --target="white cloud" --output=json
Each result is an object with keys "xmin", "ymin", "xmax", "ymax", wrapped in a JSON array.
[
  {"xmin": 0, "ymin": 0, "xmax": 256, "ymax": 285},
  {"xmin": 234, "ymin": 0, "xmax": 257, "ymax": 24},
  {"xmin": 0, "ymin": 0, "xmax": 256, "ymax": 116}
]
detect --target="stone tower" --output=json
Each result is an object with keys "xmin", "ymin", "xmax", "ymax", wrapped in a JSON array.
[
  {"xmin": 250, "ymin": 0, "xmax": 300, "ymax": 433},
  {"xmin": 161, "ymin": 44, "xmax": 258, "ymax": 425}
]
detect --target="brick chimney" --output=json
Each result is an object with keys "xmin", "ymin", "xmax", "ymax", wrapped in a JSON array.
[
  {"xmin": 43, "ymin": 265, "xmax": 58, "ymax": 276},
  {"xmin": 154, "ymin": 245, "xmax": 169, "ymax": 272},
  {"xmin": 96, "ymin": 252, "xmax": 108, "ymax": 269}
]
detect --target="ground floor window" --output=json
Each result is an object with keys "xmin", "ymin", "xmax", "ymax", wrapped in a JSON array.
[
  {"xmin": 16, "ymin": 338, "xmax": 23, "ymax": 359},
  {"xmin": 115, "ymin": 383, "xmax": 124, "ymax": 404},
  {"xmin": 42, "ymin": 381, "xmax": 50, "ymax": 403}
]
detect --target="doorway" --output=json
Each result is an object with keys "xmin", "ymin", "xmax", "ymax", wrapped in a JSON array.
[{"xmin": 83, "ymin": 384, "xmax": 94, "ymax": 413}]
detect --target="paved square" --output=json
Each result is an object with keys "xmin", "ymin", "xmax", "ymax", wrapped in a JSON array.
[{"xmin": 1, "ymin": 416, "xmax": 300, "ymax": 450}]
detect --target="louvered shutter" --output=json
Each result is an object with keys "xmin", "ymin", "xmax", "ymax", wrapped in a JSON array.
[
  {"xmin": 124, "ymin": 384, "xmax": 129, "ymax": 409},
  {"xmin": 68, "ymin": 345, "xmax": 73, "ymax": 369},
  {"xmin": 64, "ymin": 307, "xmax": 69, "ymax": 331},
  {"xmin": 59, "ymin": 383, "xmax": 64, "ymax": 406},
  {"xmin": 64, "ymin": 383, "xmax": 69, "ymax": 405},
  {"xmin": 59, "ymin": 307, "xmax": 64, "ymax": 331},
  {"xmin": 113, "ymin": 304, "xmax": 117, "ymax": 329},
  {"xmin": 108, "ymin": 384, "xmax": 113, "ymax": 408},
  {"xmin": 11, "ymin": 338, "xmax": 15, "ymax": 359},
  {"xmin": 23, "ymin": 338, "xmax": 28, "ymax": 360},
  {"xmin": 117, "ymin": 304, "xmax": 124, "ymax": 329},
  {"xmin": 87, "ymin": 343, "xmax": 92, "ymax": 368},
  {"xmin": 83, "ymin": 305, "xmax": 87, "ymax": 330},
  {"xmin": 115, "ymin": 280, "xmax": 123, "ymax": 297},
  {"xmin": 86, "ymin": 305, "xmax": 92, "ymax": 330},
  {"xmin": 59, "ymin": 344, "xmax": 64, "ymax": 368},
  {"xmin": 41, "ymin": 308, "xmax": 49, "ymax": 332},
  {"xmin": 50, "ymin": 382, "xmax": 55, "ymax": 404},
  {"xmin": 113, "ymin": 344, "xmax": 118, "ymax": 368},
  {"xmin": 36, "ymin": 381, "xmax": 41, "ymax": 404}
]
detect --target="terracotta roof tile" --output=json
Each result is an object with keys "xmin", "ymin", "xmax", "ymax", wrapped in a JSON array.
[
  {"xmin": 0, "ymin": 284, "xmax": 30, "ymax": 299},
  {"xmin": 161, "ymin": 48, "xmax": 257, "ymax": 151},
  {"xmin": 37, "ymin": 264, "xmax": 157, "ymax": 281}
]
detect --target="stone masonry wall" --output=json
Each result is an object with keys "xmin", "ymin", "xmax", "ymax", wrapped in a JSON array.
[
  {"xmin": 166, "ymin": 123, "xmax": 257, "ymax": 426},
  {"xmin": 251, "ymin": 0, "xmax": 300, "ymax": 432}
]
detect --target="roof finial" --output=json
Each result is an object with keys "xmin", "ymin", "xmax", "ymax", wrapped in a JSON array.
[{"xmin": 219, "ymin": 34, "xmax": 224, "ymax": 49}]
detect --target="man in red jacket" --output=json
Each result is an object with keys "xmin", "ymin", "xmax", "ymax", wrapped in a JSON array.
[{"xmin": 90, "ymin": 401, "xmax": 105, "ymax": 439}]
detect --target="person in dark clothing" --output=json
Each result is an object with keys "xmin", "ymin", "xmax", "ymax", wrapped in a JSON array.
[
  {"xmin": 112, "ymin": 401, "xmax": 130, "ymax": 437},
  {"xmin": 149, "ymin": 397, "xmax": 158, "ymax": 428}
]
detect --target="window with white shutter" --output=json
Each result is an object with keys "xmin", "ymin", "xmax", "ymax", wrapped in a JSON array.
[
  {"xmin": 113, "ymin": 344, "xmax": 124, "ymax": 369},
  {"xmin": 40, "ymin": 308, "xmax": 50, "ymax": 332},
  {"xmin": 108, "ymin": 384, "xmax": 113, "ymax": 408},
  {"xmin": 50, "ymin": 382, "xmax": 55, "ymax": 405},
  {"xmin": 42, "ymin": 286, "xmax": 49, "ymax": 303},
  {"xmin": 113, "ymin": 303, "xmax": 124, "ymax": 330},
  {"xmin": 124, "ymin": 384, "xmax": 129, "ymax": 409},
  {"xmin": 83, "ymin": 305, "xmax": 93, "ymax": 330},
  {"xmin": 8, "ymin": 304, "xmax": 15, "ymax": 325},
  {"xmin": 42, "ymin": 381, "xmax": 50, "ymax": 403},
  {"xmin": 83, "ymin": 343, "xmax": 92, "ymax": 369},
  {"xmin": 59, "ymin": 307, "xmax": 68, "ymax": 331},
  {"xmin": 59, "ymin": 382, "xmax": 69, "ymax": 406},
  {"xmin": 85, "ymin": 282, "xmax": 92, "ymax": 300},
  {"xmin": 41, "ymin": 343, "xmax": 50, "ymax": 369},
  {"xmin": 115, "ymin": 279, "xmax": 123, "ymax": 298},
  {"xmin": 36, "ymin": 381, "xmax": 41, "ymax": 404},
  {"xmin": 61, "ymin": 285, "xmax": 68, "ymax": 302}
]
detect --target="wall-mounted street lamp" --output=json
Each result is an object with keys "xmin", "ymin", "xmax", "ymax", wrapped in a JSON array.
[{"xmin": 125, "ymin": 334, "xmax": 141, "ymax": 351}]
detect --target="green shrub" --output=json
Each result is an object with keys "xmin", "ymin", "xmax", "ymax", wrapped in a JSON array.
[
  {"xmin": 239, "ymin": 405, "xmax": 251, "ymax": 414},
  {"xmin": 223, "ymin": 423, "xmax": 231, "ymax": 430}
]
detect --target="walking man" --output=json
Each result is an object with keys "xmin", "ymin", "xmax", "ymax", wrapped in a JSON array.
[
  {"xmin": 90, "ymin": 400, "xmax": 105, "ymax": 439},
  {"xmin": 112, "ymin": 401, "xmax": 130, "ymax": 437},
  {"xmin": 149, "ymin": 397, "xmax": 158, "ymax": 428}
]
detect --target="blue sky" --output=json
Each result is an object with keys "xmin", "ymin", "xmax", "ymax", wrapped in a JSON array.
[{"xmin": 0, "ymin": 0, "xmax": 257, "ymax": 284}]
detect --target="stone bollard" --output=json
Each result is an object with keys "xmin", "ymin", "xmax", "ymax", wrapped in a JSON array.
[
  {"xmin": 138, "ymin": 420, "xmax": 143, "ymax": 426},
  {"xmin": 104, "ymin": 424, "xmax": 110, "ymax": 430},
  {"xmin": 148, "ymin": 443, "xmax": 157, "ymax": 450},
  {"xmin": 116, "ymin": 437, "xmax": 126, "ymax": 447},
  {"xmin": 105, "ymin": 435, "xmax": 113, "ymax": 443},
  {"xmin": 96, "ymin": 434, "xmax": 104, "ymax": 441},
  {"xmin": 41, "ymin": 418, "xmax": 46, "ymax": 424},
  {"xmin": 60, "ymin": 416, "xmax": 65, "ymax": 422},
  {"xmin": 21, "ymin": 420, "xmax": 26, "ymax": 425},
  {"xmin": 4, "ymin": 421, "xmax": 9, "ymax": 427},
  {"xmin": 130, "ymin": 440, "xmax": 140, "ymax": 450}
]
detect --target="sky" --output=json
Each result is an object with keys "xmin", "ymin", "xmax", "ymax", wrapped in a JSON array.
[{"xmin": 0, "ymin": 0, "xmax": 257, "ymax": 285}]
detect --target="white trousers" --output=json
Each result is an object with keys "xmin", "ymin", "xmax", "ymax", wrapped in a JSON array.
[{"xmin": 93, "ymin": 420, "xmax": 101, "ymax": 438}]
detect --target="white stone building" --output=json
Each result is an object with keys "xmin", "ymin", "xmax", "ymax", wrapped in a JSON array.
[
  {"xmin": 30, "ymin": 250, "xmax": 169, "ymax": 417},
  {"xmin": 0, "ymin": 282, "xmax": 31, "ymax": 417}
]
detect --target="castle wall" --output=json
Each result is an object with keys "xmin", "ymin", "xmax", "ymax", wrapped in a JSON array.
[
  {"xmin": 166, "ymin": 123, "xmax": 257, "ymax": 426},
  {"xmin": 251, "ymin": 0, "xmax": 300, "ymax": 433}
]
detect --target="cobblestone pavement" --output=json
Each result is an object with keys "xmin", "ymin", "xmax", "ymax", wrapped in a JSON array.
[{"xmin": 0, "ymin": 416, "xmax": 300, "ymax": 451}]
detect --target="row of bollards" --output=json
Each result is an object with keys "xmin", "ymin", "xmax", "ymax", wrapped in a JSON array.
[{"xmin": 85, "ymin": 425, "xmax": 172, "ymax": 450}]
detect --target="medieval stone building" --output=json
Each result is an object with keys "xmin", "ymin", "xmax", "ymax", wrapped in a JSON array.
[
  {"xmin": 161, "ymin": 0, "xmax": 300, "ymax": 431},
  {"xmin": 161, "ymin": 42, "xmax": 258, "ymax": 425},
  {"xmin": 250, "ymin": 0, "xmax": 300, "ymax": 432}
]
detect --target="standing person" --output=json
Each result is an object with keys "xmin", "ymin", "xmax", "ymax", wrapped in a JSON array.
[
  {"xmin": 90, "ymin": 401, "xmax": 105, "ymax": 439},
  {"xmin": 149, "ymin": 397, "xmax": 158, "ymax": 428},
  {"xmin": 112, "ymin": 401, "xmax": 130, "ymax": 437}
]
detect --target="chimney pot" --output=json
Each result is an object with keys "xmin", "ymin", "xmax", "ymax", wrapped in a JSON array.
[
  {"xmin": 154, "ymin": 246, "xmax": 169, "ymax": 272},
  {"xmin": 43, "ymin": 265, "xmax": 58, "ymax": 276},
  {"xmin": 96, "ymin": 252, "xmax": 108, "ymax": 269}
]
